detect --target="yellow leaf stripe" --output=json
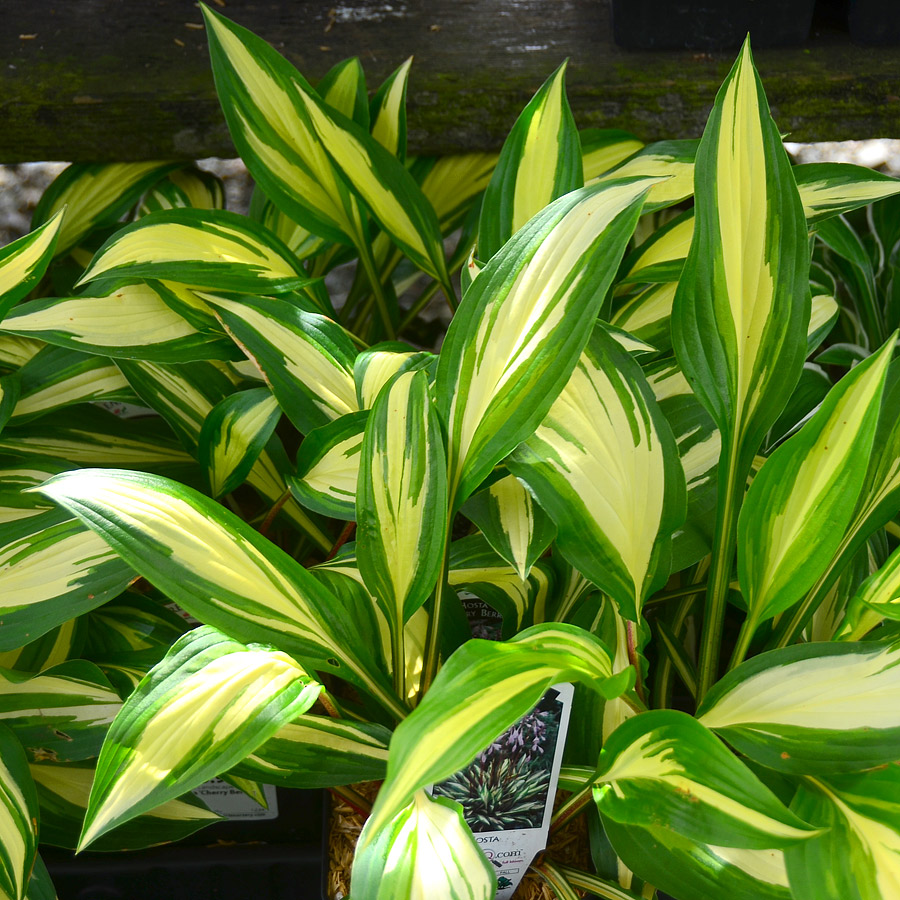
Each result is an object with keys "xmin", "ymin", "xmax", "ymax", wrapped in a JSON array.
[
  {"xmin": 535, "ymin": 352, "xmax": 667, "ymax": 608},
  {"xmin": 446, "ymin": 179, "xmax": 656, "ymax": 492},
  {"xmin": 4, "ymin": 284, "xmax": 199, "ymax": 347},
  {"xmin": 300, "ymin": 433, "xmax": 362, "ymax": 501},
  {"xmin": 13, "ymin": 366, "xmax": 130, "ymax": 420},
  {"xmin": 370, "ymin": 58, "xmax": 412, "ymax": 157},
  {"xmin": 0, "ymin": 526, "xmax": 119, "ymax": 611},
  {"xmin": 41, "ymin": 163, "xmax": 169, "ymax": 253},
  {"xmin": 698, "ymin": 642, "xmax": 900, "ymax": 732},
  {"xmin": 0, "ymin": 750, "xmax": 32, "ymax": 900},
  {"xmin": 293, "ymin": 81, "xmax": 434, "ymax": 270},
  {"xmin": 490, "ymin": 476, "xmax": 534, "ymax": 581},
  {"xmin": 512, "ymin": 64, "xmax": 568, "ymax": 235},
  {"xmin": 0, "ymin": 209, "xmax": 64, "ymax": 298},
  {"xmin": 204, "ymin": 12, "xmax": 357, "ymax": 238},
  {"xmin": 204, "ymin": 294, "xmax": 358, "ymax": 421},
  {"xmin": 716, "ymin": 41, "xmax": 775, "ymax": 425},
  {"xmin": 79, "ymin": 648, "xmax": 307, "ymax": 848},
  {"xmin": 77, "ymin": 218, "xmax": 299, "ymax": 288},
  {"xmin": 597, "ymin": 729, "xmax": 814, "ymax": 842},
  {"xmin": 367, "ymin": 372, "xmax": 432, "ymax": 608},
  {"xmin": 805, "ymin": 778, "xmax": 900, "ymax": 899}
]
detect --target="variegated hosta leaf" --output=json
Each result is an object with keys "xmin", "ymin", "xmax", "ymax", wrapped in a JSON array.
[
  {"xmin": 618, "ymin": 209, "xmax": 694, "ymax": 285},
  {"xmin": 138, "ymin": 166, "xmax": 226, "ymax": 217},
  {"xmin": 645, "ymin": 359, "xmax": 720, "ymax": 570},
  {"xmin": 0, "ymin": 405, "xmax": 194, "ymax": 470},
  {"xmin": 593, "ymin": 140, "xmax": 698, "ymax": 209},
  {"xmin": 0, "ymin": 660, "xmax": 121, "ymax": 763},
  {"xmin": 435, "ymin": 177, "xmax": 655, "ymax": 507},
  {"xmin": 31, "ymin": 162, "xmax": 178, "ymax": 256},
  {"xmin": 477, "ymin": 61, "xmax": 583, "ymax": 262},
  {"xmin": 85, "ymin": 591, "xmax": 188, "ymax": 663},
  {"xmin": 738, "ymin": 335, "xmax": 894, "ymax": 624},
  {"xmin": 318, "ymin": 57, "xmax": 369, "ymax": 126},
  {"xmin": 0, "ymin": 618, "xmax": 86, "ymax": 675},
  {"xmin": 203, "ymin": 6, "xmax": 363, "ymax": 245},
  {"xmin": 0, "ymin": 508, "xmax": 135, "ymax": 652},
  {"xmin": 603, "ymin": 817, "xmax": 792, "ymax": 900},
  {"xmin": 36, "ymin": 469, "xmax": 405, "ymax": 719},
  {"xmin": 0, "ymin": 376, "xmax": 19, "ymax": 436},
  {"xmin": 116, "ymin": 358, "xmax": 330, "ymax": 548},
  {"xmin": 199, "ymin": 387, "xmax": 281, "ymax": 497},
  {"xmin": 595, "ymin": 710, "xmax": 817, "ymax": 849},
  {"xmin": 357, "ymin": 370, "xmax": 447, "ymax": 632},
  {"xmin": 697, "ymin": 640, "xmax": 900, "ymax": 773},
  {"xmin": 353, "ymin": 790, "xmax": 496, "ymax": 900},
  {"xmin": 849, "ymin": 540, "xmax": 900, "ymax": 621},
  {"xmin": 288, "ymin": 68, "xmax": 453, "ymax": 294},
  {"xmin": 369, "ymin": 58, "xmax": 412, "ymax": 161},
  {"xmin": 201, "ymin": 292, "xmax": 359, "ymax": 434},
  {"xmin": 0, "ymin": 281, "xmax": 238, "ymax": 363},
  {"xmin": 448, "ymin": 535, "xmax": 555, "ymax": 636},
  {"xmin": 460, "ymin": 474, "xmax": 556, "ymax": 581},
  {"xmin": 76, "ymin": 209, "xmax": 313, "ymax": 295},
  {"xmin": 786, "ymin": 768, "xmax": 900, "ymax": 900},
  {"xmin": 77, "ymin": 626, "xmax": 320, "ymax": 849},
  {"xmin": 580, "ymin": 128, "xmax": 644, "ymax": 182},
  {"xmin": 353, "ymin": 345, "xmax": 435, "ymax": 411},
  {"xmin": 362, "ymin": 623, "xmax": 632, "ymax": 843},
  {"xmin": 672, "ymin": 39, "xmax": 810, "ymax": 477},
  {"xmin": 11, "ymin": 346, "xmax": 132, "ymax": 423},
  {"xmin": 416, "ymin": 153, "xmax": 497, "ymax": 236},
  {"xmin": 249, "ymin": 189, "xmax": 327, "ymax": 260},
  {"xmin": 610, "ymin": 281, "xmax": 678, "ymax": 354},
  {"xmin": 290, "ymin": 411, "xmax": 367, "ymax": 520},
  {"xmin": 0, "ymin": 725, "xmax": 38, "ymax": 900},
  {"xmin": 0, "ymin": 209, "xmax": 64, "ymax": 319},
  {"xmin": 0, "ymin": 336, "xmax": 43, "ymax": 371},
  {"xmin": 31, "ymin": 761, "xmax": 220, "ymax": 852},
  {"xmin": 509, "ymin": 326, "xmax": 685, "ymax": 622},
  {"xmin": 233, "ymin": 714, "xmax": 391, "ymax": 788},
  {"xmin": 807, "ymin": 292, "xmax": 839, "ymax": 355},
  {"xmin": 795, "ymin": 161, "xmax": 900, "ymax": 224}
]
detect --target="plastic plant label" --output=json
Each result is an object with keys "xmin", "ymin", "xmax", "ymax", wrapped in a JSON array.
[
  {"xmin": 191, "ymin": 777, "xmax": 279, "ymax": 821},
  {"xmin": 433, "ymin": 683, "xmax": 574, "ymax": 898},
  {"xmin": 95, "ymin": 400, "xmax": 157, "ymax": 419}
]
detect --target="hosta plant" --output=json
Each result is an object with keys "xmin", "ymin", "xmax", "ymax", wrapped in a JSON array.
[{"xmin": 4, "ymin": 7, "xmax": 900, "ymax": 900}]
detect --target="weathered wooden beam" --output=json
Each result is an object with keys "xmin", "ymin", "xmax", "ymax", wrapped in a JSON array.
[{"xmin": 1, "ymin": 0, "xmax": 899, "ymax": 163}]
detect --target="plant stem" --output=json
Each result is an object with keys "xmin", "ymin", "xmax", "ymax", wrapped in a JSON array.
[
  {"xmin": 319, "ymin": 689, "xmax": 345, "ymax": 719},
  {"xmin": 391, "ymin": 616, "xmax": 408, "ymax": 703},
  {"xmin": 399, "ymin": 279, "xmax": 443, "ymax": 332},
  {"xmin": 258, "ymin": 489, "xmax": 291, "ymax": 537},
  {"xmin": 652, "ymin": 593, "xmax": 698, "ymax": 710},
  {"xmin": 326, "ymin": 521, "xmax": 356, "ymax": 561},
  {"xmin": 356, "ymin": 236, "xmax": 396, "ymax": 340},
  {"xmin": 696, "ymin": 440, "xmax": 743, "ymax": 700},
  {"xmin": 625, "ymin": 620, "xmax": 647, "ymax": 705},
  {"xmin": 644, "ymin": 581, "xmax": 708, "ymax": 606},
  {"xmin": 419, "ymin": 515, "xmax": 454, "ymax": 698},
  {"xmin": 549, "ymin": 776, "xmax": 595, "ymax": 835},
  {"xmin": 727, "ymin": 610, "xmax": 758, "ymax": 671}
]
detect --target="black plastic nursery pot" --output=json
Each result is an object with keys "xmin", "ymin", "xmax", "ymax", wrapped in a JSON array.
[
  {"xmin": 849, "ymin": 0, "xmax": 900, "ymax": 44},
  {"xmin": 610, "ymin": 0, "xmax": 816, "ymax": 50},
  {"xmin": 43, "ymin": 788, "xmax": 323, "ymax": 900}
]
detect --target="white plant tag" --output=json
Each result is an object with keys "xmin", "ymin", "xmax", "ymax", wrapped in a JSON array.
[
  {"xmin": 432, "ymin": 681, "xmax": 574, "ymax": 899},
  {"xmin": 191, "ymin": 777, "xmax": 279, "ymax": 821}
]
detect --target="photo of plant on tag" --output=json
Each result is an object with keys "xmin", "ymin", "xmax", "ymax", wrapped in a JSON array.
[{"xmin": 432, "ymin": 683, "xmax": 574, "ymax": 900}]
